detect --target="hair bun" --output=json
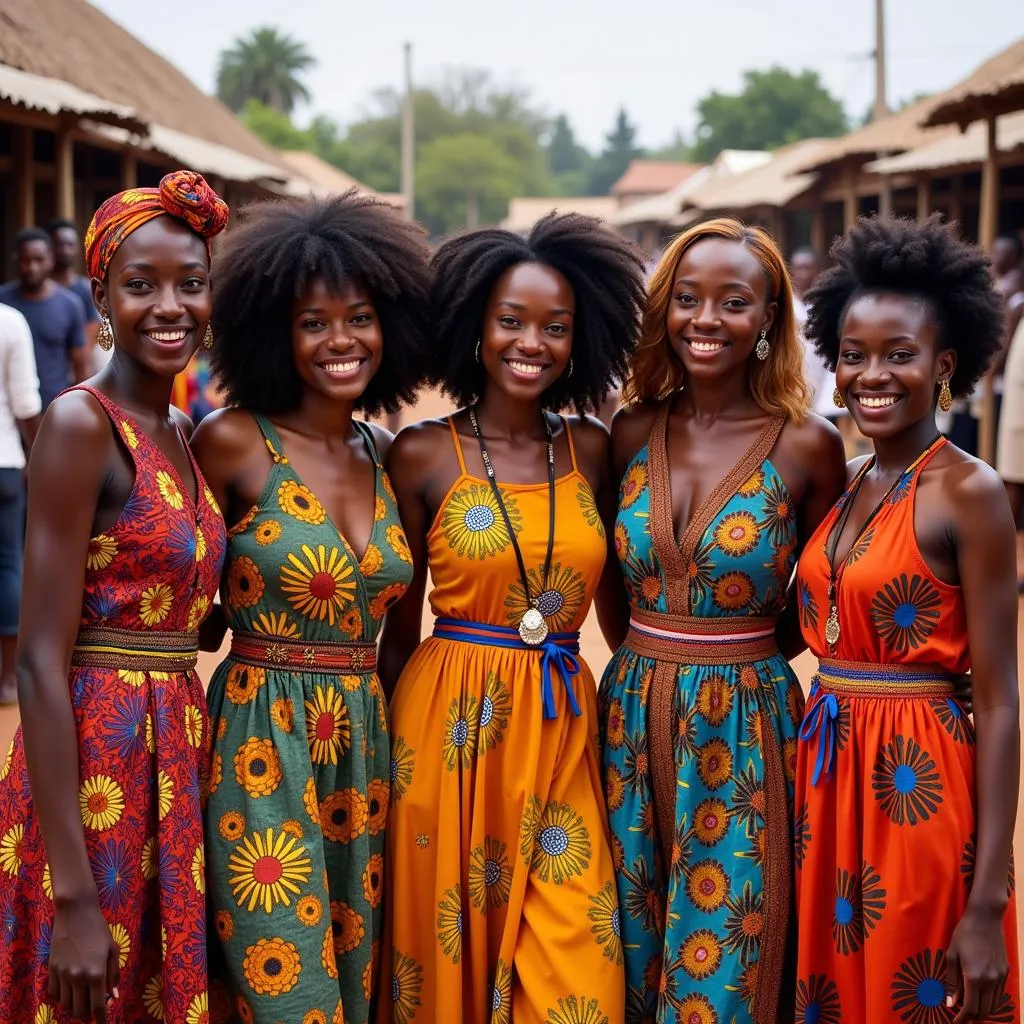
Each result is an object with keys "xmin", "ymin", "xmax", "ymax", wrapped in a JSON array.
[{"xmin": 159, "ymin": 170, "xmax": 229, "ymax": 242}]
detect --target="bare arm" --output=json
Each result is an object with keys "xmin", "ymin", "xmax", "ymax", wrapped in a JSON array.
[
  {"xmin": 776, "ymin": 418, "xmax": 847, "ymax": 660},
  {"xmin": 378, "ymin": 428, "xmax": 434, "ymax": 700},
  {"xmin": 18, "ymin": 393, "xmax": 119, "ymax": 1021},
  {"xmin": 944, "ymin": 464, "xmax": 1019, "ymax": 1022}
]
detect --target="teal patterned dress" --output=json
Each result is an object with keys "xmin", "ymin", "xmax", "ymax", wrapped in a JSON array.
[
  {"xmin": 598, "ymin": 407, "xmax": 804, "ymax": 1024},
  {"xmin": 206, "ymin": 415, "xmax": 412, "ymax": 1024}
]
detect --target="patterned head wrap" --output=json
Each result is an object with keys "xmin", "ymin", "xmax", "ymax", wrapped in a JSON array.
[{"xmin": 84, "ymin": 169, "xmax": 230, "ymax": 280}]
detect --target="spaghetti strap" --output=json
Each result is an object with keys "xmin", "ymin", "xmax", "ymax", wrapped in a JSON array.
[
  {"xmin": 353, "ymin": 419, "xmax": 383, "ymax": 469},
  {"xmin": 561, "ymin": 415, "xmax": 579, "ymax": 472},
  {"xmin": 447, "ymin": 415, "xmax": 468, "ymax": 475},
  {"xmin": 251, "ymin": 412, "xmax": 288, "ymax": 465}
]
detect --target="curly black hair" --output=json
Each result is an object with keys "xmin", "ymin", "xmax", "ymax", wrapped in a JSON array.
[
  {"xmin": 210, "ymin": 189, "xmax": 432, "ymax": 416},
  {"xmin": 429, "ymin": 211, "xmax": 646, "ymax": 412},
  {"xmin": 804, "ymin": 214, "xmax": 1005, "ymax": 398}
]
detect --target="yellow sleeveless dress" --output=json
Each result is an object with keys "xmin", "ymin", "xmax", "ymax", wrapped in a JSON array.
[{"xmin": 378, "ymin": 417, "xmax": 624, "ymax": 1024}]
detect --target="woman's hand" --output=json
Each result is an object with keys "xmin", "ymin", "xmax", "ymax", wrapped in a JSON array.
[
  {"xmin": 945, "ymin": 904, "xmax": 1009, "ymax": 1022},
  {"xmin": 48, "ymin": 895, "xmax": 120, "ymax": 1022}
]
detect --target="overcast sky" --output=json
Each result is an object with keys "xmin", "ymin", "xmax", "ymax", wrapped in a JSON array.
[{"xmin": 92, "ymin": 0, "xmax": 1022, "ymax": 151}]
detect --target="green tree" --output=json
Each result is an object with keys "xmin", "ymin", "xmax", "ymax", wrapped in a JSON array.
[
  {"xmin": 647, "ymin": 130, "xmax": 694, "ymax": 162},
  {"xmin": 587, "ymin": 108, "xmax": 642, "ymax": 195},
  {"xmin": 238, "ymin": 99, "xmax": 313, "ymax": 150},
  {"xmin": 546, "ymin": 114, "xmax": 590, "ymax": 176},
  {"xmin": 216, "ymin": 27, "xmax": 316, "ymax": 115},
  {"xmin": 417, "ymin": 134, "xmax": 520, "ymax": 232},
  {"xmin": 691, "ymin": 67, "xmax": 847, "ymax": 162}
]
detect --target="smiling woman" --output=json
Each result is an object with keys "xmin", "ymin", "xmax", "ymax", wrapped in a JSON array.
[
  {"xmin": 190, "ymin": 189, "xmax": 432, "ymax": 1024},
  {"xmin": 0, "ymin": 170, "xmax": 229, "ymax": 1024}
]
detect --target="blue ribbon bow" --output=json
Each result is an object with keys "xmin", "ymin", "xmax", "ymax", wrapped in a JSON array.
[
  {"xmin": 798, "ymin": 679, "xmax": 839, "ymax": 786},
  {"xmin": 432, "ymin": 618, "xmax": 582, "ymax": 720}
]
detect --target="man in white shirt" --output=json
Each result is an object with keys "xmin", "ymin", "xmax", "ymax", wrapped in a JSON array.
[{"xmin": 0, "ymin": 304, "xmax": 41, "ymax": 703}]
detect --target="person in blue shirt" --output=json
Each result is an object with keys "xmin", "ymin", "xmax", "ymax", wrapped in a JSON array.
[{"xmin": 0, "ymin": 228, "xmax": 89, "ymax": 408}]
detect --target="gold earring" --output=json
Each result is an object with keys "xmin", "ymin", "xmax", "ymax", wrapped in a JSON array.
[
  {"xmin": 833, "ymin": 387, "xmax": 846, "ymax": 409},
  {"xmin": 938, "ymin": 379, "xmax": 953, "ymax": 412},
  {"xmin": 97, "ymin": 316, "xmax": 114, "ymax": 351},
  {"xmin": 203, "ymin": 324, "xmax": 214, "ymax": 350}
]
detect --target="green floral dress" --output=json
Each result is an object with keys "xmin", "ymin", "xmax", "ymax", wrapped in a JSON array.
[{"xmin": 206, "ymin": 414, "xmax": 412, "ymax": 1024}]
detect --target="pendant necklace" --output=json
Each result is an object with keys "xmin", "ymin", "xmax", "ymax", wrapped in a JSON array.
[
  {"xmin": 469, "ymin": 404, "xmax": 555, "ymax": 646},
  {"xmin": 824, "ymin": 433, "xmax": 943, "ymax": 649}
]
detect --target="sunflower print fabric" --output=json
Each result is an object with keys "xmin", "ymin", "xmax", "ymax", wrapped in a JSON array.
[
  {"xmin": 0, "ymin": 385, "xmax": 226, "ymax": 1024},
  {"xmin": 599, "ymin": 416, "xmax": 805, "ymax": 1024},
  {"xmin": 379, "ymin": 416, "xmax": 623, "ymax": 1022},
  {"xmin": 207, "ymin": 415, "xmax": 410, "ymax": 1024},
  {"xmin": 793, "ymin": 437, "xmax": 1020, "ymax": 1023}
]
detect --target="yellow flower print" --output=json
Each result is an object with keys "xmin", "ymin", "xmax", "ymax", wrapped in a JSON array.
[
  {"xmin": 440, "ymin": 482, "xmax": 521, "ymax": 560},
  {"xmin": 118, "ymin": 669, "xmax": 146, "ymax": 688},
  {"xmin": 281, "ymin": 545, "xmax": 356, "ymax": 624},
  {"xmin": 0, "ymin": 824, "xmax": 24, "ymax": 876},
  {"xmin": 141, "ymin": 838, "xmax": 158, "ymax": 880},
  {"xmin": 187, "ymin": 594, "xmax": 210, "ymax": 632},
  {"xmin": 219, "ymin": 811, "xmax": 245, "ymax": 842},
  {"xmin": 185, "ymin": 992, "xmax": 207, "ymax": 1024},
  {"xmin": 227, "ymin": 556, "xmax": 265, "ymax": 609},
  {"xmin": 120, "ymin": 421, "xmax": 139, "ymax": 449},
  {"xmin": 242, "ymin": 936, "xmax": 302, "ymax": 996},
  {"xmin": 191, "ymin": 845, "xmax": 205, "ymax": 894},
  {"xmin": 41, "ymin": 862, "xmax": 53, "ymax": 899},
  {"xmin": 436, "ymin": 884, "xmax": 462, "ymax": 963},
  {"xmin": 271, "ymin": 697, "xmax": 294, "ymax": 733},
  {"xmin": 319, "ymin": 788, "xmax": 368, "ymax": 844},
  {"xmin": 229, "ymin": 828, "xmax": 312, "ymax": 913},
  {"xmin": 303, "ymin": 778, "xmax": 320, "ymax": 824},
  {"xmin": 156, "ymin": 470, "xmax": 184, "ymax": 511},
  {"xmin": 194, "ymin": 525, "xmax": 207, "ymax": 563},
  {"xmin": 157, "ymin": 770, "xmax": 174, "ymax": 820},
  {"xmin": 86, "ymin": 533, "xmax": 118, "ymax": 570},
  {"xmin": 79, "ymin": 775, "xmax": 124, "ymax": 831},
  {"xmin": 184, "ymin": 704, "xmax": 203, "ymax": 748},
  {"xmin": 330, "ymin": 900, "xmax": 365, "ymax": 955},
  {"xmin": 369, "ymin": 581, "xmax": 407, "ymax": 621},
  {"xmin": 109, "ymin": 922, "xmax": 130, "ymax": 969},
  {"xmin": 226, "ymin": 663, "xmax": 265, "ymax": 705},
  {"xmin": 713, "ymin": 510, "xmax": 760, "ymax": 558},
  {"xmin": 359, "ymin": 544, "xmax": 384, "ymax": 577},
  {"xmin": 203, "ymin": 484, "xmax": 220, "ymax": 517},
  {"xmin": 297, "ymin": 895, "xmax": 323, "ymax": 927},
  {"xmin": 278, "ymin": 480, "xmax": 326, "ymax": 525},
  {"xmin": 386, "ymin": 523, "xmax": 412, "ymax": 564},
  {"xmin": 234, "ymin": 738, "xmax": 282, "ymax": 798},
  {"xmin": 215, "ymin": 909, "xmax": 234, "ymax": 943},
  {"xmin": 229, "ymin": 505, "xmax": 257, "ymax": 537},
  {"xmin": 255, "ymin": 519, "xmax": 282, "ymax": 546},
  {"xmin": 620, "ymin": 459, "xmax": 648, "ymax": 508},
  {"xmin": 138, "ymin": 584, "xmax": 174, "ymax": 626},
  {"xmin": 527, "ymin": 801, "xmax": 592, "ymax": 884},
  {"xmin": 252, "ymin": 611, "xmax": 302, "ymax": 639},
  {"xmin": 305, "ymin": 685, "xmax": 351, "ymax": 765},
  {"xmin": 339, "ymin": 606, "xmax": 363, "ymax": 639},
  {"xmin": 0, "ymin": 741, "xmax": 12, "ymax": 782},
  {"xmin": 374, "ymin": 495, "xmax": 388, "ymax": 522},
  {"xmin": 391, "ymin": 950, "xmax": 424, "ymax": 1024},
  {"xmin": 142, "ymin": 974, "xmax": 164, "ymax": 1020}
]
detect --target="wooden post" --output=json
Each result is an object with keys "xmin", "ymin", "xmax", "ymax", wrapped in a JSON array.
[
  {"xmin": 916, "ymin": 174, "xmax": 931, "ymax": 222},
  {"xmin": 843, "ymin": 164, "xmax": 858, "ymax": 229},
  {"xmin": 14, "ymin": 126, "xmax": 34, "ymax": 228},
  {"xmin": 878, "ymin": 173, "xmax": 894, "ymax": 218},
  {"xmin": 978, "ymin": 114, "xmax": 999, "ymax": 465},
  {"xmin": 56, "ymin": 119, "xmax": 75, "ymax": 220},
  {"xmin": 949, "ymin": 173, "xmax": 963, "ymax": 230},
  {"xmin": 811, "ymin": 201, "xmax": 826, "ymax": 258},
  {"xmin": 120, "ymin": 151, "xmax": 137, "ymax": 190}
]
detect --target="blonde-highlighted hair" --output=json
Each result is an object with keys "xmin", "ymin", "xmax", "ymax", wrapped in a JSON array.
[{"xmin": 624, "ymin": 218, "xmax": 810, "ymax": 421}]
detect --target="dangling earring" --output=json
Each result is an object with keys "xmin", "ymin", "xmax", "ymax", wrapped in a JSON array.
[
  {"xmin": 474, "ymin": 338, "xmax": 481, "ymax": 363},
  {"xmin": 938, "ymin": 379, "xmax": 953, "ymax": 413},
  {"xmin": 755, "ymin": 329, "xmax": 770, "ymax": 361},
  {"xmin": 566, "ymin": 357, "xmax": 574, "ymax": 378},
  {"xmin": 203, "ymin": 324, "xmax": 214, "ymax": 350},
  {"xmin": 97, "ymin": 316, "xmax": 114, "ymax": 351},
  {"xmin": 833, "ymin": 387, "xmax": 846, "ymax": 409}
]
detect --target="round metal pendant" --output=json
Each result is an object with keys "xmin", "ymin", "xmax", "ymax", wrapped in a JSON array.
[{"xmin": 518, "ymin": 607, "xmax": 549, "ymax": 646}]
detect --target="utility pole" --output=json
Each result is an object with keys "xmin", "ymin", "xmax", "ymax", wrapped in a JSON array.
[
  {"xmin": 401, "ymin": 42, "xmax": 415, "ymax": 220},
  {"xmin": 874, "ymin": 0, "xmax": 893, "ymax": 217}
]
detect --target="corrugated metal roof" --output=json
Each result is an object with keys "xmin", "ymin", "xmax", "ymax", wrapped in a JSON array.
[
  {"xmin": 865, "ymin": 111, "xmax": 1024, "ymax": 174},
  {"xmin": 0, "ymin": 61, "xmax": 144, "ymax": 133}
]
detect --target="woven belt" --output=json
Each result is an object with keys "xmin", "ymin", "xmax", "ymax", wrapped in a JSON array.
[
  {"xmin": 229, "ymin": 632, "xmax": 378, "ymax": 673},
  {"xmin": 71, "ymin": 627, "xmax": 200, "ymax": 671},
  {"xmin": 432, "ymin": 618, "xmax": 581, "ymax": 720},
  {"xmin": 624, "ymin": 610, "xmax": 779, "ymax": 665},
  {"xmin": 800, "ymin": 658, "xmax": 954, "ymax": 786}
]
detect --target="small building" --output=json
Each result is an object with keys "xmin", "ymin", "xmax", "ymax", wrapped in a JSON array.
[
  {"xmin": 609, "ymin": 160, "xmax": 702, "ymax": 208},
  {"xmin": 499, "ymin": 196, "xmax": 618, "ymax": 235}
]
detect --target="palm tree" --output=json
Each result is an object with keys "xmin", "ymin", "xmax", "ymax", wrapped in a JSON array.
[{"xmin": 216, "ymin": 28, "xmax": 316, "ymax": 115}]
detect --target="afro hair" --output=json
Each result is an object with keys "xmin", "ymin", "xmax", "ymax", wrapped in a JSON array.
[
  {"xmin": 804, "ymin": 214, "xmax": 1005, "ymax": 399},
  {"xmin": 210, "ymin": 189, "xmax": 432, "ymax": 416},
  {"xmin": 429, "ymin": 211, "xmax": 646, "ymax": 412}
]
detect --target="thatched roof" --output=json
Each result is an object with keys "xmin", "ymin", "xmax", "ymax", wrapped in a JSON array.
[
  {"xmin": 922, "ymin": 37, "xmax": 1024, "ymax": 128},
  {"xmin": 611, "ymin": 160, "xmax": 702, "ymax": 198},
  {"xmin": 501, "ymin": 196, "xmax": 618, "ymax": 233},
  {"xmin": 865, "ymin": 110, "xmax": 1024, "ymax": 175},
  {"xmin": 0, "ymin": 0, "xmax": 288, "ymax": 170},
  {"xmin": 277, "ymin": 151, "xmax": 406, "ymax": 210},
  {"xmin": 674, "ymin": 138, "xmax": 830, "ymax": 223}
]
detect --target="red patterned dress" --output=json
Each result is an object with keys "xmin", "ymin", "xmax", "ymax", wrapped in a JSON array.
[{"xmin": 0, "ymin": 385, "xmax": 226, "ymax": 1023}]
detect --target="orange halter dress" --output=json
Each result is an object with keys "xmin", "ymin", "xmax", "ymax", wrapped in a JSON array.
[
  {"xmin": 794, "ymin": 437, "xmax": 1020, "ymax": 1023},
  {"xmin": 378, "ymin": 417, "xmax": 623, "ymax": 1024}
]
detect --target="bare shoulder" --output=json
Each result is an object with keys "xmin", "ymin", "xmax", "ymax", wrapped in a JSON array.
[
  {"xmin": 190, "ymin": 407, "xmax": 263, "ymax": 460},
  {"xmin": 39, "ymin": 388, "xmax": 115, "ymax": 449},
  {"xmin": 564, "ymin": 412, "xmax": 609, "ymax": 459},
  {"xmin": 31, "ymin": 390, "xmax": 115, "ymax": 489},
  {"xmin": 363, "ymin": 420, "xmax": 396, "ymax": 462},
  {"xmin": 779, "ymin": 412, "xmax": 844, "ymax": 463},
  {"xmin": 169, "ymin": 404, "xmax": 195, "ymax": 440},
  {"xmin": 935, "ymin": 445, "xmax": 1011, "ymax": 517},
  {"xmin": 611, "ymin": 400, "xmax": 663, "ymax": 469},
  {"xmin": 388, "ymin": 417, "xmax": 451, "ymax": 470}
]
